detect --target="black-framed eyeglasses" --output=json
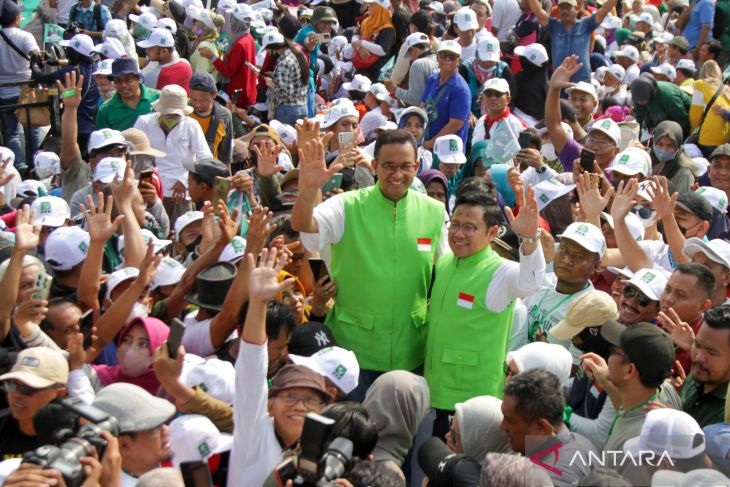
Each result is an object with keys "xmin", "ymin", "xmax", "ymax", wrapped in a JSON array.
[
  {"xmin": 277, "ymin": 392, "xmax": 324, "ymax": 409},
  {"xmin": 622, "ymin": 285, "xmax": 654, "ymax": 307},
  {"xmin": 448, "ymin": 222, "xmax": 480, "ymax": 236}
]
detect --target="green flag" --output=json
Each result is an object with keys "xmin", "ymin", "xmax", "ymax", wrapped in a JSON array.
[{"xmin": 44, "ymin": 24, "xmax": 65, "ymax": 45}]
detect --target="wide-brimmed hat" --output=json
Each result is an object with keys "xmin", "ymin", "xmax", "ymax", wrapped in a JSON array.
[
  {"xmin": 185, "ymin": 262, "xmax": 236, "ymax": 311},
  {"xmin": 152, "ymin": 84, "xmax": 193, "ymax": 116},
  {"xmin": 122, "ymin": 128, "xmax": 166, "ymax": 158},
  {"xmin": 110, "ymin": 57, "xmax": 144, "ymax": 81}
]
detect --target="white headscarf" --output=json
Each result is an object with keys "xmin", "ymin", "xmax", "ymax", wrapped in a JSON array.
[
  {"xmin": 506, "ymin": 342, "xmax": 573, "ymax": 386},
  {"xmin": 454, "ymin": 396, "xmax": 512, "ymax": 462}
]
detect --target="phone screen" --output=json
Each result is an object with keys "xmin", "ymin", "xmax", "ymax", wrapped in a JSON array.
[
  {"xmin": 518, "ymin": 132, "xmax": 532, "ymax": 150},
  {"xmin": 167, "ymin": 318, "xmax": 185, "ymax": 359},
  {"xmin": 308, "ymin": 258, "xmax": 330, "ymax": 284},
  {"xmin": 579, "ymin": 148, "xmax": 596, "ymax": 173},
  {"xmin": 213, "ymin": 177, "xmax": 231, "ymax": 217}
]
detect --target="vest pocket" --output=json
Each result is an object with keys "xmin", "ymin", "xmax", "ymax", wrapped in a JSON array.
[
  {"xmin": 411, "ymin": 303, "xmax": 428, "ymax": 329},
  {"xmin": 337, "ymin": 308, "xmax": 375, "ymax": 330},
  {"xmin": 440, "ymin": 349, "xmax": 479, "ymax": 392}
]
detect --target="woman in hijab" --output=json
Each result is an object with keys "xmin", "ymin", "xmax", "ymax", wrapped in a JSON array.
[
  {"xmin": 446, "ymin": 396, "xmax": 511, "ymax": 463},
  {"xmin": 92, "ymin": 317, "xmax": 170, "ymax": 395},
  {"xmin": 398, "ymin": 107, "xmax": 433, "ymax": 173},
  {"xmin": 363, "ymin": 371, "xmax": 430, "ymax": 482},
  {"xmin": 512, "ymin": 47, "xmax": 548, "ymax": 122},
  {"xmin": 352, "ymin": 0, "xmax": 396, "ymax": 81},
  {"xmin": 418, "ymin": 169, "xmax": 449, "ymax": 207},
  {"xmin": 650, "ymin": 120, "xmax": 695, "ymax": 194},
  {"xmin": 459, "ymin": 37, "xmax": 515, "ymax": 120},
  {"xmin": 190, "ymin": 11, "xmax": 224, "ymax": 82}
]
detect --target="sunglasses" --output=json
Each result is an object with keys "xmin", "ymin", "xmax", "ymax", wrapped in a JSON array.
[
  {"xmin": 622, "ymin": 286, "xmax": 654, "ymax": 307},
  {"xmin": 631, "ymin": 205, "xmax": 654, "ymax": 220},
  {"xmin": 483, "ymin": 90, "xmax": 505, "ymax": 98},
  {"xmin": 2, "ymin": 381, "xmax": 48, "ymax": 396},
  {"xmin": 438, "ymin": 52, "xmax": 459, "ymax": 61}
]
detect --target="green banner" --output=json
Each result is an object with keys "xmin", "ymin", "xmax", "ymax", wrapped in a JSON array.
[{"xmin": 43, "ymin": 23, "xmax": 65, "ymax": 45}]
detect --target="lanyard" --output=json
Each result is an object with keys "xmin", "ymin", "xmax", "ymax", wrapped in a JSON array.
[
  {"xmin": 607, "ymin": 390, "xmax": 659, "ymax": 438},
  {"xmin": 528, "ymin": 286, "xmax": 583, "ymax": 342}
]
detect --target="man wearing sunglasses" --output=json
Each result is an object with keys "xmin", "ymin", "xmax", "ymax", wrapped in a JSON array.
[
  {"xmin": 0, "ymin": 347, "xmax": 69, "ymax": 459},
  {"xmin": 471, "ymin": 77, "xmax": 526, "ymax": 146},
  {"xmin": 617, "ymin": 268, "xmax": 667, "ymax": 325}
]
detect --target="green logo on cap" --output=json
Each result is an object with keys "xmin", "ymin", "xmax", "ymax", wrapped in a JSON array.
[
  {"xmin": 40, "ymin": 201, "xmax": 51, "ymax": 213},
  {"xmin": 641, "ymin": 272, "xmax": 656, "ymax": 282},
  {"xmin": 620, "ymin": 155, "xmax": 630, "ymax": 163},
  {"xmin": 576, "ymin": 224, "xmax": 589, "ymax": 235},
  {"xmin": 449, "ymin": 140, "xmax": 458, "ymax": 152},
  {"xmin": 602, "ymin": 120, "xmax": 612, "ymax": 129},
  {"xmin": 231, "ymin": 238, "xmax": 245, "ymax": 252},
  {"xmin": 198, "ymin": 382, "xmax": 208, "ymax": 392},
  {"xmin": 539, "ymin": 194, "xmax": 550, "ymax": 203},
  {"xmin": 198, "ymin": 441, "xmax": 210, "ymax": 457},
  {"xmin": 333, "ymin": 364, "xmax": 347, "ymax": 380},
  {"xmin": 110, "ymin": 160, "xmax": 120, "ymax": 170},
  {"xmin": 721, "ymin": 198, "xmax": 726, "ymax": 208},
  {"xmin": 78, "ymin": 241, "xmax": 88, "ymax": 253}
]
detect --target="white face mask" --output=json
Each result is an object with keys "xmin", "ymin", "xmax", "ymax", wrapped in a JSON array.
[{"xmin": 118, "ymin": 345, "xmax": 153, "ymax": 377}]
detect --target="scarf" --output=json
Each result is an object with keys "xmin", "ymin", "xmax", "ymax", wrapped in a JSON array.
[
  {"xmin": 360, "ymin": 4, "xmax": 394, "ymax": 40},
  {"xmin": 483, "ymin": 107, "xmax": 513, "ymax": 137},
  {"xmin": 455, "ymin": 396, "xmax": 512, "ymax": 461}
]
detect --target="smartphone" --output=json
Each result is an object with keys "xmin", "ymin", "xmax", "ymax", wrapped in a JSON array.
[
  {"xmin": 138, "ymin": 169, "xmax": 154, "ymax": 188},
  {"xmin": 338, "ymin": 132, "xmax": 356, "ymax": 166},
  {"xmin": 180, "ymin": 461, "xmax": 213, "ymax": 487},
  {"xmin": 244, "ymin": 61, "xmax": 261, "ymax": 75},
  {"xmin": 79, "ymin": 309, "xmax": 94, "ymax": 350},
  {"xmin": 31, "ymin": 272, "xmax": 52, "ymax": 302},
  {"xmin": 231, "ymin": 89, "xmax": 243, "ymax": 105},
  {"xmin": 518, "ymin": 131, "xmax": 532, "ymax": 150},
  {"xmin": 168, "ymin": 318, "xmax": 185, "ymax": 359},
  {"xmin": 322, "ymin": 173, "xmax": 343, "ymax": 195},
  {"xmin": 308, "ymin": 257, "xmax": 330, "ymax": 284},
  {"xmin": 212, "ymin": 177, "xmax": 231, "ymax": 217},
  {"xmin": 312, "ymin": 32, "xmax": 331, "ymax": 44},
  {"xmin": 579, "ymin": 148, "xmax": 596, "ymax": 173}
]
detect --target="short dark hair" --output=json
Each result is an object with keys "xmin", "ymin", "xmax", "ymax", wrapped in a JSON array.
[
  {"xmin": 266, "ymin": 301, "xmax": 297, "ymax": 340},
  {"xmin": 321, "ymin": 402, "xmax": 379, "ymax": 459},
  {"xmin": 675, "ymin": 263, "xmax": 716, "ymax": 299},
  {"xmin": 189, "ymin": 172, "xmax": 213, "ymax": 188},
  {"xmin": 269, "ymin": 214, "xmax": 299, "ymax": 242},
  {"xmin": 346, "ymin": 460, "xmax": 404, "ymax": 487},
  {"xmin": 503, "ymin": 369, "xmax": 564, "ymax": 427},
  {"xmin": 703, "ymin": 305, "xmax": 730, "ymax": 339},
  {"xmin": 703, "ymin": 40, "xmax": 722, "ymax": 59},
  {"xmin": 453, "ymin": 188, "xmax": 502, "ymax": 228},
  {"xmin": 40, "ymin": 298, "xmax": 81, "ymax": 333},
  {"xmin": 373, "ymin": 130, "xmax": 417, "ymax": 162}
]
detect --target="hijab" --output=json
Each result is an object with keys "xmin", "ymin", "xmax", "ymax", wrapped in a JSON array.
[
  {"xmin": 363, "ymin": 371, "xmax": 430, "ymax": 466},
  {"xmin": 460, "ymin": 140, "xmax": 492, "ymax": 180},
  {"xmin": 230, "ymin": 16, "xmax": 251, "ymax": 44},
  {"xmin": 360, "ymin": 4, "xmax": 395, "ymax": 40},
  {"xmin": 454, "ymin": 396, "xmax": 511, "ymax": 462},
  {"xmin": 505, "ymin": 342, "xmax": 573, "ymax": 386},
  {"xmin": 418, "ymin": 169, "xmax": 448, "ymax": 196}
]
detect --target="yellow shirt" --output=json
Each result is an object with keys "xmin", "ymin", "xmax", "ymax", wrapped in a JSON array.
[
  {"xmin": 690, "ymin": 79, "xmax": 730, "ymax": 146},
  {"xmin": 189, "ymin": 112, "xmax": 226, "ymax": 160}
]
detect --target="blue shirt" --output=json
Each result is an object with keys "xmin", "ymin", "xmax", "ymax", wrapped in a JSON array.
[
  {"xmin": 421, "ymin": 72, "xmax": 472, "ymax": 146},
  {"xmin": 52, "ymin": 62, "xmax": 99, "ymax": 135},
  {"xmin": 683, "ymin": 0, "xmax": 714, "ymax": 48},
  {"xmin": 547, "ymin": 14, "xmax": 599, "ymax": 83},
  {"xmin": 68, "ymin": 2, "xmax": 111, "ymax": 41}
]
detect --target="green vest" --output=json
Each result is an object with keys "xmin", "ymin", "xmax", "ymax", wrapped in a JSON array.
[
  {"xmin": 425, "ymin": 245, "xmax": 514, "ymax": 410},
  {"xmin": 326, "ymin": 184, "xmax": 445, "ymax": 372}
]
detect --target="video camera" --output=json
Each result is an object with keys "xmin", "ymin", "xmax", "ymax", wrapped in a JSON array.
[
  {"xmin": 274, "ymin": 413, "xmax": 355, "ymax": 487},
  {"xmin": 22, "ymin": 397, "xmax": 119, "ymax": 487}
]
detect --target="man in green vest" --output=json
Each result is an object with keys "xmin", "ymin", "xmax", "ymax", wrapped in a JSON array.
[
  {"xmin": 425, "ymin": 178, "xmax": 546, "ymax": 438},
  {"xmin": 292, "ymin": 124, "xmax": 448, "ymax": 401}
]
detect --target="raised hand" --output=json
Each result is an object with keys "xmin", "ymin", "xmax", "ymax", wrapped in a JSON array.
[
  {"xmin": 81, "ymin": 192, "xmax": 124, "ymax": 243},
  {"xmin": 14, "ymin": 204, "xmax": 41, "ymax": 254},
  {"xmin": 648, "ymin": 176, "xmax": 677, "ymax": 221},
  {"xmin": 55, "ymin": 70, "xmax": 84, "ymax": 111},
  {"xmin": 505, "ymin": 183, "xmax": 539, "ymax": 238},
  {"xmin": 137, "ymin": 242, "xmax": 162, "ymax": 287},
  {"xmin": 246, "ymin": 247, "xmax": 294, "ymax": 302},
  {"xmin": 507, "ymin": 168, "xmax": 525, "ymax": 208},
  {"xmin": 610, "ymin": 179, "xmax": 638, "ymax": 220},
  {"xmin": 252, "ymin": 139, "xmax": 284, "ymax": 177},
  {"xmin": 549, "ymin": 55, "xmax": 582, "ymax": 90},
  {"xmin": 576, "ymin": 172, "xmax": 614, "ymax": 223},
  {"xmin": 244, "ymin": 206, "xmax": 275, "ymax": 257},
  {"xmin": 0, "ymin": 157, "xmax": 17, "ymax": 187},
  {"xmin": 297, "ymin": 121, "xmax": 343, "ymax": 190},
  {"xmin": 658, "ymin": 308, "xmax": 695, "ymax": 352},
  {"xmin": 110, "ymin": 161, "xmax": 137, "ymax": 209}
]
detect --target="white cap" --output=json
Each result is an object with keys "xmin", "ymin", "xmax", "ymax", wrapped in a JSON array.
[
  {"xmin": 427, "ymin": 1, "xmax": 444, "ymax": 12},
  {"xmin": 93, "ymin": 157, "xmax": 127, "ymax": 184},
  {"xmin": 624, "ymin": 408, "xmax": 704, "ymax": 460},
  {"xmin": 695, "ymin": 186, "xmax": 727, "ymax": 213},
  {"xmin": 231, "ymin": 3, "xmax": 254, "ymax": 21},
  {"xmin": 533, "ymin": 179, "xmax": 575, "ymax": 211},
  {"xmin": 368, "ymin": 82, "xmax": 389, "ymax": 102},
  {"xmin": 684, "ymin": 143, "xmax": 703, "ymax": 159},
  {"xmin": 259, "ymin": 30, "xmax": 285, "ymax": 51},
  {"xmin": 514, "ymin": 43, "xmax": 549, "ymax": 66},
  {"xmin": 129, "ymin": 12, "xmax": 158, "ymax": 31},
  {"xmin": 606, "ymin": 64, "xmax": 626, "ymax": 83},
  {"xmin": 30, "ymin": 196, "xmax": 70, "ymax": 228},
  {"xmin": 137, "ymin": 28, "xmax": 175, "ymax": 48},
  {"xmin": 560, "ymin": 222, "xmax": 607, "ymax": 258},
  {"xmin": 566, "ymin": 81, "xmax": 598, "ymax": 101},
  {"xmin": 683, "ymin": 237, "xmax": 730, "ymax": 270},
  {"xmin": 17, "ymin": 180, "xmax": 47, "ymax": 199},
  {"xmin": 169, "ymin": 414, "xmax": 233, "ymax": 466},
  {"xmin": 289, "ymin": 346, "xmax": 360, "ymax": 394},
  {"xmin": 600, "ymin": 15, "xmax": 622, "ymax": 30},
  {"xmin": 269, "ymin": 120, "xmax": 297, "ymax": 146},
  {"xmin": 614, "ymin": 45, "xmax": 640, "ymax": 62},
  {"xmin": 602, "ymin": 211, "xmax": 645, "ymax": 242},
  {"xmin": 181, "ymin": 358, "xmax": 236, "ymax": 404},
  {"xmin": 637, "ymin": 179, "xmax": 654, "ymax": 203},
  {"xmin": 434, "ymin": 135, "xmax": 466, "ymax": 164},
  {"xmin": 218, "ymin": 236, "xmax": 247, "ymax": 263},
  {"xmin": 106, "ymin": 267, "xmax": 140, "ymax": 298},
  {"xmin": 676, "ymin": 58, "xmax": 696, "ymax": 72},
  {"xmin": 654, "ymin": 32, "xmax": 674, "ymax": 44},
  {"xmin": 588, "ymin": 118, "xmax": 621, "ymax": 146},
  {"xmin": 175, "ymin": 211, "xmax": 204, "ymax": 237},
  {"xmin": 151, "ymin": 256, "xmax": 185, "ymax": 290},
  {"xmin": 92, "ymin": 38, "xmax": 126, "ymax": 59},
  {"xmin": 154, "ymin": 17, "xmax": 177, "ymax": 34},
  {"xmin": 118, "ymin": 228, "xmax": 171, "ymax": 255},
  {"xmin": 60, "ymin": 34, "xmax": 95, "ymax": 57},
  {"xmin": 607, "ymin": 266, "xmax": 634, "ymax": 278},
  {"xmin": 322, "ymin": 100, "xmax": 359, "ymax": 128},
  {"xmin": 92, "ymin": 59, "xmax": 114, "ymax": 77},
  {"xmin": 363, "ymin": 0, "xmax": 390, "ymax": 8},
  {"xmin": 342, "ymin": 73, "xmax": 371, "ymax": 92},
  {"xmin": 217, "ymin": 0, "xmax": 236, "ymax": 12},
  {"xmin": 690, "ymin": 157, "xmax": 711, "ymax": 178},
  {"xmin": 404, "ymin": 32, "xmax": 430, "ymax": 58},
  {"xmin": 476, "ymin": 36, "xmax": 500, "ymax": 62},
  {"xmin": 481, "ymin": 77, "xmax": 510, "ymax": 95},
  {"xmin": 45, "ymin": 226, "xmax": 90, "ymax": 271},
  {"xmin": 188, "ymin": 6, "xmax": 215, "ymax": 28},
  {"xmin": 88, "ymin": 128, "xmax": 126, "ymax": 154},
  {"xmin": 438, "ymin": 40, "xmax": 462, "ymax": 56},
  {"xmin": 638, "ymin": 12, "xmax": 654, "ymax": 25},
  {"xmin": 505, "ymin": 342, "xmax": 573, "ymax": 386},
  {"xmin": 650, "ymin": 63, "xmax": 677, "ymax": 81},
  {"xmin": 454, "ymin": 7, "xmax": 479, "ymax": 31},
  {"xmin": 651, "ymin": 469, "xmax": 730, "ymax": 487},
  {"xmin": 608, "ymin": 150, "xmax": 651, "ymax": 177},
  {"xmin": 622, "ymin": 268, "xmax": 668, "ymax": 301}
]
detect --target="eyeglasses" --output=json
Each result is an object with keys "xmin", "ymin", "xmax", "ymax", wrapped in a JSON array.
[
  {"xmin": 277, "ymin": 392, "xmax": 325, "ymax": 409},
  {"xmin": 584, "ymin": 136, "xmax": 615, "ymax": 149},
  {"xmin": 438, "ymin": 52, "xmax": 459, "ymax": 61},
  {"xmin": 482, "ymin": 90, "xmax": 505, "ymax": 98},
  {"xmin": 2, "ymin": 381, "xmax": 48, "ymax": 396},
  {"xmin": 622, "ymin": 286, "xmax": 654, "ymax": 307},
  {"xmin": 380, "ymin": 163, "xmax": 417, "ymax": 174},
  {"xmin": 112, "ymin": 75, "xmax": 139, "ymax": 86},
  {"xmin": 448, "ymin": 222, "xmax": 480, "ymax": 236}
]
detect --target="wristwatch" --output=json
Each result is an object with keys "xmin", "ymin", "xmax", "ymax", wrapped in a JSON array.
[{"xmin": 519, "ymin": 229, "xmax": 542, "ymax": 243}]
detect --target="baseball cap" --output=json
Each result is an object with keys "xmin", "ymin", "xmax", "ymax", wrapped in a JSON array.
[
  {"xmin": 622, "ymin": 268, "xmax": 668, "ymax": 301},
  {"xmin": 137, "ymin": 28, "xmax": 175, "ymax": 49},
  {"xmin": 417, "ymin": 437, "xmax": 482, "ymax": 487},
  {"xmin": 218, "ymin": 236, "xmax": 247, "ymax": 263},
  {"xmin": 288, "ymin": 322, "xmax": 338, "ymax": 356},
  {"xmin": 624, "ymin": 409, "xmax": 705, "ymax": 460},
  {"xmin": 268, "ymin": 364, "xmax": 332, "ymax": 400},
  {"xmin": 600, "ymin": 321, "xmax": 674, "ymax": 382},
  {"xmin": 342, "ymin": 74, "xmax": 372, "ymax": 92},
  {"xmin": 558, "ymin": 0, "xmax": 577, "ymax": 5},
  {"xmin": 566, "ymin": 81, "xmax": 598, "ymax": 101},
  {"xmin": 322, "ymin": 100, "xmax": 359, "ymax": 128},
  {"xmin": 93, "ymin": 382, "xmax": 175, "ymax": 434},
  {"xmin": 602, "ymin": 211, "xmax": 645, "ymax": 241},
  {"xmin": 34, "ymin": 152, "xmax": 61, "ymax": 179},
  {"xmin": 93, "ymin": 157, "xmax": 127, "ymax": 184},
  {"xmin": 605, "ymin": 64, "xmax": 626, "ymax": 82},
  {"xmin": 607, "ymin": 266, "xmax": 634, "ymax": 279},
  {"xmin": 60, "ymin": 34, "xmax": 95, "ymax": 57},
  {"xmin": 88, "ymin": 128, "xmax": 126, "ymax": 154},
  {"xmin": 505, "ymin": 342, "xmax": 573, "ymax": 385},
  {"xmin": 614, "ymin": 45, "xmax": 640, "ymax": 62},
  {"xmin": 438, "ymin": 40, "xmax": 462, "ymax": 56},
  {"xmin": 269, "ymin": 120, "xmax": 297, "ymax": 146},
  {"xmin": 181, "ymin": 358, "xmax": 235, "ymax": 404},
  {"xmin": 0, "ymin": 347, "xmax": 68, "ymax": 388},
  {"xmin": 154, "ymin": 17, "xmax": 178, "ymax": 33},
  {"xmin": 560, "ymin": 222, "xmax": 607, "ymax": 258},
  {"xmin": 45, "ymin": 226, "xmax": 90, "ymax": 271},
  {"xmin": 650, "ymin": 63, "xmax": 677, "ymax": 81},
  {"xmin": 30, "ymin": 196, "xmax": 70, "ymax": 227},
  {"xmin": 513, "ymin": 43, "xmax": 548, "ymax": 66},
  {"xmin": 608, "ymin": 150, "xmax": 651, "ymax": 177},
  {"xmin": 690, "ymin": 157, "xmax": 710, "ymax": 178},
  {"xmin": 670, "ymin": 35, "xmax": 690, "ymax": 51},
  {"xmin": 481, "ymin": 77, "xmax": 510, "ymax": 96},
  {"xmin": 676, "ymin": 58, "xmax": 696, "ymax": 73},
  {"xmin": 128, "ymin": 11, "xmax": 158, "ymax": 30},
  {"xmin": 453, "ymin": 7, "xmax": 478, "ymax": 31},
  {"xmin": 16, "ymin": 180, "xmax": 47, "ymax": 201},
  {"xmin": 550, "ymin": 290, "xmax": 618, "ymax": 340},
  {"xmin": 676, "ymin": 192, "xmax": 713, "ymax": 222},
  {"xmin": 653, "ymin": 32, "xmax": 674, "ymax": 44},
  {"xmin": 600, "ymin": 15, "xmax": 622, "ymax": 30},
  {"xmin": 476, "ymin": 36, "xmax": 500, "ymax": 62},
  {"xmin": 683, "ymin": 237, "xmax": 730, "ymax": 270},
  {"xmin": 174, "ymin": 210, "xmax": 204, "ymax": 237},
  {"xmin": 710, "ymin": 143, "xmax": 730, "ymax": 160},
  {"xmin": 189, "ymin": 71, "xmax": 217, "ymax": 94},
  {"xmin": 151, "ymin": 256, "xmax": 185, "ymax": 290},
  {"xmin": 652, "ymin": 469, "xmax": 730, "ymax": 487},
  {"xmin": 92, "ymin": 59, "xmax": 114, "ymax": 77},
  {"xmin": 405, "ymin": 32, "xmax": 430, "ymax": 55},
  {"xmin": 169, "ymin": 415, "xmax": 232, "ymax": 466},
  {"xmin": 434, "ymin": 135, "xmax": 466, "ymax": 164},
  {"xmin": 695, "ymin": 186, "xmax": 727, "ymax": 214},
  {"xmin": 188, "ymin": 5, "xmax": 215, "ymax": 28},
  {"xmin": 260, "ymin": 30, "xmax": 285, "ymax": 51},
  {"xmin": 533, "ymin": 178, "xmax": 575, "ymax": 211},
  {"xmin": 182, "ymin": 156, "xmax": 229, "ymax": 186},
  {"xmin": 368, "ymin": 82, "xmax": 389, "ymax": 102},
  {"xmin": 92, "ymin": 37, "xmax": 126, "ymax": 60},
  {"xmin": 118, "ymin": 229, "xmax": 172, "ymax": 257},
  {"xmin": 106, "ymin": 267, "xmax": 140, "ymax": 299},
  {"xmin": 588, "ymin": 118, "xmax": 621, "ymax": 146},
  {"xmin": 637, "ymin": 12, "xmax": 653, "ymax": 24},
  {"xmin": 289, "ymin": 346, "xmax": 360, "ymax": 395}
]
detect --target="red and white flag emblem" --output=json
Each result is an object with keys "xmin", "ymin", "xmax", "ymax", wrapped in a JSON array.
[
  {"xmin": 417, "ymin": 238, "xmax": 432, "ymax": 252},
  {"xmin": 457, "ymin": 292, "xmax": 474, "ymax": 309}
]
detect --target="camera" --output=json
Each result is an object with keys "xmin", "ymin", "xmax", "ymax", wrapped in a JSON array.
[
  {"xmin": 273, "ymin": 413, "xmax": 355, "ymax": 487},
  {"xmin": 22, "ymin": 397, "xmax": 119, "ymax": 487}
]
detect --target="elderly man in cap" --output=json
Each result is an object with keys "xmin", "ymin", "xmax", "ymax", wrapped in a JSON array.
[
  {"xmin": 93, "ymin": 382, "xmax": 176, "ymax": 485},
  {"xmin": 96, "ymin": 58, "xmax": 160, "ymax": 131},
  {"xmin": 0, "ymin": 347, "xmax": 69, "ymax": 458},
  {"xmin": 188, "ymin": 72, "xmax": 234, "ymax": 166},
  {"xmin": 134, "ymin": 84, "xmax": 212, "ymax": 223}
]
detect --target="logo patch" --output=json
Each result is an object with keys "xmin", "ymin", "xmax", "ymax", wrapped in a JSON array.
[
  {"xmin": 21, "ymin": 357, "xmax": 40, "ymax": 368},
  {"xmin": 449, "ymin": 140, "xmax": 458, "ymax": 152},
  {"xmin": 78, "ymin": 241, "xmax": 89, "ymax": 253},
  {"xmin": 40, "ymin": 201, "xmax": 52, "ymax": 213},
  {"xmin": 198, "ymin": 441, "xmax": 210, "ymax": 457},
  {"xmin": 333, "ymin": 364, "xmax": 347, "ymax": 380},
  {"xmin": 417, "ymin": 238, "xmax": 432, "ymax": 252}
]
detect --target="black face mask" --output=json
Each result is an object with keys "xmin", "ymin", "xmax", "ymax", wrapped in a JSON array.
[{"xmin": 185, "ymin": 234, "xmax": 203, "ymax": 254}]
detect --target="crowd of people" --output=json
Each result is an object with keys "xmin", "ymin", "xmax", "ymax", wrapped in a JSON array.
[{"xmin": 0, "ymin": 0, "xmax": 729, "ymax": 483}]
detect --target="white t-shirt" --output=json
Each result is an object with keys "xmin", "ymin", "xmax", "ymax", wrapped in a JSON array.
[
  {"xmin": 460, "ymin": 40, "xmax": 478, "ymax": 62},
  {"xmin": 492, "ymin": 0, "xmax": 523, "ymax": 41},
  {"xmin": 182, "ymin": 310, "xmax": 238, "ymax": 357},
  {"xmin": 638, "ymin": 239, "xmax": 675, "ymax": 274},
  {"xmin": 623, "ymin": 63, "xmax": 641, "ymax": 86},
  {"xmin": 56, "ymin": 0, "xmax": 77, "ymax": 24},
  {"xmin": 0, "ymin": 28, "xmax": 39, "ymax": 99}
]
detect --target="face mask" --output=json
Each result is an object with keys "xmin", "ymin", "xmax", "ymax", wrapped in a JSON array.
[
  {"xmin": 118, "ymin": 344, "xmax": 153, "ymax": 377},
  {"xmin": 161, "ymin": 116, "xmax": 181, "ymax": 130},
  {"xmin": 477, "ymin": 63, "xmax": 497, "ymax": 73},
  {"xmin": 185, "ymin": 234, "xmax": 203, "ymax": 254},
  {"xmin": 541, "ymin": 142, "xmax": 557, "ymax": 162},
  {"xmin": 654, "ymin": 148, "xmax": 675, "ymax": 163}
]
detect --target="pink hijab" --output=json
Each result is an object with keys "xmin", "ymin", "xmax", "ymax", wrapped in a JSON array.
[{"xmin": 93, "ymin": 317, "xmax": 170, "ymax": 395}]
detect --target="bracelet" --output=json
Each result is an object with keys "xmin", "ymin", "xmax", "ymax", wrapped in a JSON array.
[
  {"xmin": 62, "ymin": 89, "xmax": 76, "ymax": 98},
  {"xmin": 519, "ymin": 229, "xmax": 542, "ymax": 243}
]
